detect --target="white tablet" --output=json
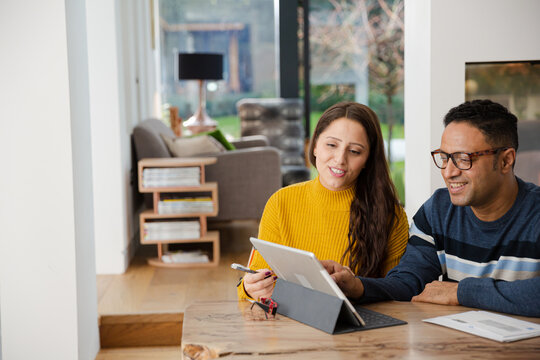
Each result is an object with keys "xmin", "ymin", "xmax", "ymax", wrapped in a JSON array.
[{"xmin": 249, "ymin": 237, "xmax": 365, "ymax": 326}]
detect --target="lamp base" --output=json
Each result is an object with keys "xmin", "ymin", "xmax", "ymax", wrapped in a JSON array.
[
  {"xmin": 183, "ymin": 79, "xmax": 218, "ymax": 134},
  {"xmin": 183, "ymin": 111, "xmax": 217, "ymax": 134}
]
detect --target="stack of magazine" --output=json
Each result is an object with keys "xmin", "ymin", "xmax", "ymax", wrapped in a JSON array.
[
  {"xmin": 161, "ymin": 250, "xmax": 209, "ymax": 264},
  {"xmin": 158, "ymin": 196, "xmax": 214, "ymax": 214},
  {"xmin": 143, "ymin": 220, "xmax": 200, "ymax": 241},
  {"xmin": 142, "ymin": 167, "xmax": 200, "ymax": 188}
]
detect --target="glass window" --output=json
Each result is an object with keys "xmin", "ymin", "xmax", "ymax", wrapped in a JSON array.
[
  {"xmin": 302, "ymin": 0, "xmax": 405, "ymax": 202},
  {"xmin": 158, "ymin": 0, "xmax": 278, "ymax": 138}
]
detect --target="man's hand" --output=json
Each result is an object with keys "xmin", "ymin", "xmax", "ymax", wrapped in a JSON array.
[
  {"xmin": 411, "ymin": 281, "xmax": 459, "ymax": 305},
  {"xmin": 320, "ymin": 260, "xmax": 365, "ymax": 299}
]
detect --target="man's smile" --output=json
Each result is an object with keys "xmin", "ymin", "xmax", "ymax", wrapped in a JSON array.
[{"xmin": 448, "ymin": 181, "xmax": 467, "ymax": 193}]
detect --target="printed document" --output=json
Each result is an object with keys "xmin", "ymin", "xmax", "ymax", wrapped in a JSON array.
[{"xmin": 423, "ymin": 311, "xmax": 540, "ymax": 342}]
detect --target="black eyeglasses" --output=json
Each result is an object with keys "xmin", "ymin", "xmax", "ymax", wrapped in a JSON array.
[{"xmin": 431, "ymin": 147, "xmax": 509, "ymax": 170}]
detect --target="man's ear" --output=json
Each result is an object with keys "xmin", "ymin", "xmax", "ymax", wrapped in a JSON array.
[{"xmin": 500, "ymin": 148, "xmax": 516, "ymax": 174}]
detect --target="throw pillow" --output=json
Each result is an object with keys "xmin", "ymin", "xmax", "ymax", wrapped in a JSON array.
[
  {"xmin": 192, "ymin": 129, "xmax": 236, "ymax": 151},
  {"xmin": 161, "ymin": 134, "xmax": 226, "ymax": 157}
]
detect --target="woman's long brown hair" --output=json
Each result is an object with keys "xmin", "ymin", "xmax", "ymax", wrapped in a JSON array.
[{"xmin": 308, "ymin": 102, "xmax": 400, "ymax": 277}]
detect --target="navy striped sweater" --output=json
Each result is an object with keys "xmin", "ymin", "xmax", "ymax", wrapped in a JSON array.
[{"xmin": 359, "ymin": 177, "xmax": 540, "ymax": 317}]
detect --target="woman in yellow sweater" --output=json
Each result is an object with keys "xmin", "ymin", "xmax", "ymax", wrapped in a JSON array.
[{"xmin": 238, "ymin": 102, "xmax": 409, "ymax": 300}]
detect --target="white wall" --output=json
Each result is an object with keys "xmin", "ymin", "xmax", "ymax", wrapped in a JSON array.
[
  {"xmin": 0, "ymin": 0, "xmax": 99, "ymax": 358},
  {"xmin": 87, "ymin": 0, "xmax": 132, "ymax": 274},
  {"xmin": 88, "ymin": 0, "xmax": 160, "ymax": 274},
  {"xmin": 404, "ymin": 0, "xmax": 540, "ymax": 220},
  {"xmin": 65, "ymin": 1, "xmax": 101, "ymax": 357}
]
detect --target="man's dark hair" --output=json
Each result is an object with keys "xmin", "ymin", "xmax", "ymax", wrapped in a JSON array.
[{"xmin": 443, "ymin": 99, "xmax": 519, "ymax": 150}]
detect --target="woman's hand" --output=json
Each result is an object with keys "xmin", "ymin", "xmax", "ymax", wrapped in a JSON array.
[
  {"xmin": 320, "ymin": 260, "xmax": 365, "ymax": 299},
  {"xmin": 242, "ymin": 268, "xmax": 277, "ymax": 300}
]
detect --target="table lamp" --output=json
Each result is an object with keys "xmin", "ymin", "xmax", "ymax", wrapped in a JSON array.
[{"xmin": 178, "ymin": 53, "xmax": 223, "ymax": 133}]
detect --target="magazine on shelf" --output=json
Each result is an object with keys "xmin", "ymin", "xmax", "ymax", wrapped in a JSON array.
[
  {"xmin": 143, "ymin": 220, "xmax": 200, "ymax": 241},
  {"xmin": 423, "ymin": 311, "xmax": 540, "ymax": 342},
  {"xmin": 142, "ymin": 178, "xmax": 200, "ymax": 187},
  {"xmin": 144, "ymin": 220, "xmax": 200, "ymax": 229},
  {"xmin": 142, "ymin": 167, "xmax": 200, "ymax": 187},
  {"xmin": 161, "ymin": 250, "xmax": 209, "ymax": 264},
  {"xmin": 158, "ymin": 197, "xmax": 214, "ymax": 214},
  {"xmin": 143, "ymin": 167, "xmax": 200, "ymax": 176},
  {"xmin": 143, "ymin": 231, "xmax": 200, "ymax": 241}
]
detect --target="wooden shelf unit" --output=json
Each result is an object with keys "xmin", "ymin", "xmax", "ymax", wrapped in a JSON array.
[{"xmin": 138, "ymin": 157, "xmax": 220, "ymax": 268}]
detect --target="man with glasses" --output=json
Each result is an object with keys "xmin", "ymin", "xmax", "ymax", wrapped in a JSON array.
[{"xmin": 322, "ymin": 99, "xmax": 540, "ymax": 317}]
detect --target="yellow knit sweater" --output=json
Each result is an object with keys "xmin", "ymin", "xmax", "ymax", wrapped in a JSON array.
[{"xmin": 237, "ymin": 177, "xmax": 409, "ymax": 300}]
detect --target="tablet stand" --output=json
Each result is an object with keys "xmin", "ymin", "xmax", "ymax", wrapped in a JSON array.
[{"xmin": 271, "ymin": 278, "xmax": 406, "ymax": 334}]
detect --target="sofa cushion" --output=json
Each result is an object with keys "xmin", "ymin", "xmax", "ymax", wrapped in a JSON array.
[
  {"xmin": 133, "ymin": 118, "xmax": 175, "ymax": 159},
  {"xmin": 161, "ymin": 134, "xmax": 226, "ymax": 157},
  {"xmin": 193, "ymin": 129, "xmax": 236, "ymax": 150}
]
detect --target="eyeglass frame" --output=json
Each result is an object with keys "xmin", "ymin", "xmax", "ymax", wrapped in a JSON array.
[
  {"xmin": 430, "ymin": 147, "xmax": 510, "ymax": 170},
  {"xmin": 250, "ymin": 297, "xmax": 278, "ymax": 319}
]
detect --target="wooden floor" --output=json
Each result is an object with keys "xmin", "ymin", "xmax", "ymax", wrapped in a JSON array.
[
  {"xmin": 96, "ymin": 220, "xmax": 256, "ymax": 359},
  {"xmin": 97, "ymin": 248, "xmax": 250, "ymax": 315},
  {"xmin": 96, "ymin": 346, "xmax": 182, "ymax": 360}
]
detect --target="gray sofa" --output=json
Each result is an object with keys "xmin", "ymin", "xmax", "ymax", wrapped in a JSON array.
[{"xmin": 132, "ymin": 119, "xmax": 282, "ymax": 221}]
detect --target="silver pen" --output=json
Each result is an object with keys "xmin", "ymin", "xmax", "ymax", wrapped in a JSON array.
[{"xmin": 231, "ymin": 263, "xmax": 257, "ymax": 274}]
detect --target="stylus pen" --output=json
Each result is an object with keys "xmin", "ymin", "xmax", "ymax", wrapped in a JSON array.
[
  {"xmin": 231, "ymin": 263, "xmax": 257, "ymax": 274},
  {"xmin": 231, "ymin": 263, "xmax": 275, "ymax": 279}
]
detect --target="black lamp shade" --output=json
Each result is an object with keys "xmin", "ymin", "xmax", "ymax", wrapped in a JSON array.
[{"xmin": 178, "ymin": 53, "xmax": 223, "ymax": 80}]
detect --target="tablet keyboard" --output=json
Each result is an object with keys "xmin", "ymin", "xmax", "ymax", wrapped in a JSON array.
[{"xmin": 354, "ymin": 305, "xmax": 407, "ymax": 330}]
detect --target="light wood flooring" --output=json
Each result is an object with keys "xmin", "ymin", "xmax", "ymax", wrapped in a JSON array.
[
  {"xmin": 95, "ymin": 220, "xmax": 256, "ymax": 359},
  {"xmin": 97, "ymin": 247, "xmax": 250, "ymax": 315},
  {"xmin": 96, "ymin": 346, "xmax": 182, "ymax": 360}
]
